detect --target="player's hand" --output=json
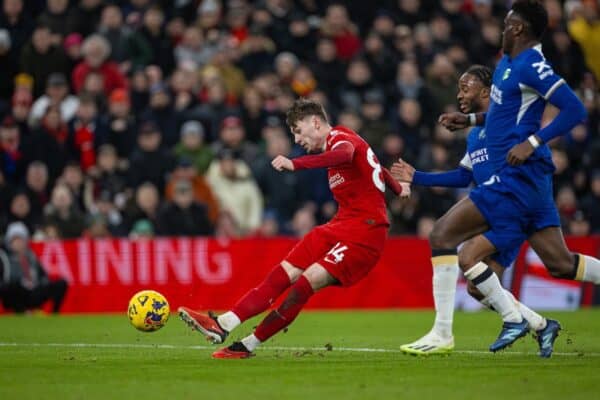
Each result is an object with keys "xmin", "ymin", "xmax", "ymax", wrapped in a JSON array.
[
  {"xmin": 399, "ymin": 182, "xmax": 411, "ymax": 198},
  {"xmin": 390, "ymin": 158, "xmax": 415, "ymax": 182},
  {"xmin": 271, "ymin": 155, "xmax": 295, "ymax": 171},
  {"xmin": 438, "ymin": 112, "xmax": 469, "ymax": 131},
  {"xmin": 506, "ymin": 140, "xmax": 535, "ymax": 165}
]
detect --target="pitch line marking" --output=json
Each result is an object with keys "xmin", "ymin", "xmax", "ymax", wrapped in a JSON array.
[{"xmin": 0, "ymin": 342, "xmax": 596, "ymax": 357}]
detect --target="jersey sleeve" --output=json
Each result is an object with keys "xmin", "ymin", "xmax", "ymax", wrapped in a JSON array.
[{"xmin": 520, "ymin": 53, "xmax": 565, "ymax": 100}]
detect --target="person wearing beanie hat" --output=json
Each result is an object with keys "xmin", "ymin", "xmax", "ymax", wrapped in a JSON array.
[{"xmin": 0, "ymin": 222, "xmax": 68, "ymax": 313}]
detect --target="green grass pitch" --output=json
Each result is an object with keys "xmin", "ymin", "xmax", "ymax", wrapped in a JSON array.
[{"xmin": 1, "ymin": 309, "xmax": 599, "ymax": 400}]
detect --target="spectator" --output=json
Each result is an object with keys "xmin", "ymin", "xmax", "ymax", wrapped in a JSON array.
[
  {"xmin": 174, "ymin": 121, "xmax": 214, "ymax": 175},
  {"xmin": 156, "ymin": 179, "xmax": 213, "ymax": 237},
  {"xmin": 67, "ymin": 94, "xmax": 106, "ymax": 173},
  {"xmin": 43, "ymin": 183, "xmax": 85, "ymax": 239},
  {"xmin": 72, "ymin": 34, "xmax": 127, "ymax": 96},
  {"xmin": 0, "ymin": 222, "xmax": 68, "ymax": 313},
  {"xmin": 29, "ymin": 72, "xmax": 80, "ymax": 126},
  {"xmin": 0, "ymin": 116, "xmax": 29, "ymax": 184},
  {"xmin": 164, "ymin": 158, "xmax": 220, "ymax": 224},
  {"xmin": 142, "ymin": 82, "xmax": 178, "ymax": 147},
  {"xmin": 98, "ymin": 4, "xmax": 152, "ymax": 74},
  {"xmin": 19, "ymin": 24, "xmax": 69, "ymax": 97},
  {"xmin": 206, "ymin": 149, "xmax": 263, "ymax": 236},
  {"xmin": 581, "ymin": 171, "xmax": 600, "ymax": 233},
  {"xmin": 138, "ymin": 6, "xmax": 175, "ymax": 75},
  {"xmin": 124, "ymin": 182, "xmax": 160, "ymax": 234},
  {"xmin": 29, "ymin": 106, "xmax": 69, "ymax": 180},
  {"xmin": 568, "ymin": 0, "xmax": 600, "ymax": 82},
  {"xmin": 320, "ymin": 3, "xmax": 362, "ymax": 61},
  {"xmin": 103, "ymin": 88, "xmax": 137, "ymax": 163},
  {"xmin": 66, "ymin": 0, "xmax": 103, "ymax": 37},
  {"xmin": 127, "ymin": 121, "xmax": 176, "ymax": 192},
  {"xmin": 22, "ymin": 161, "xmax": 49, "ymax": 223},
  {"xmin": 252, "ymin": 129, "xmax": 306, "ymax": 227},
  {"xmin": 211, "ymin": 116, "xmax": 259, "ymax": 167},
  {"xmin": 63, "ymin": 33, "xmax": 83, "ymax": 78},
  {"xmin": 37, "ymin": 0, "xmax": 70, "ymax": 44}
]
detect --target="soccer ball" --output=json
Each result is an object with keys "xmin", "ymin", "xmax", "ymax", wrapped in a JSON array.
[{"xmin": 127, "ymin": 290, "xmax": 170, "ymax": 332}]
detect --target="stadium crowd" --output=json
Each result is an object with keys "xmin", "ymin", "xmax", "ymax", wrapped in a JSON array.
[{"xmin": 0, "ymin": 0, "xmax": 598, "ymax": 241}]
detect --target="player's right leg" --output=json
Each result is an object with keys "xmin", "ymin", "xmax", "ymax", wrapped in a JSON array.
[
  {"xmin": 178, "ymin": 261, "xmax": 302, "ymax": 344},
  {"xmin": 400, "ymin": 197, "xmax": 488, "ymax": 356},
  {"xmin": 469, "ymin": 258, "xmax": 559, "ymax": 357},
  {"xmin": 528, "ymin": 226, "xmax": 600, "ymax": 284}
]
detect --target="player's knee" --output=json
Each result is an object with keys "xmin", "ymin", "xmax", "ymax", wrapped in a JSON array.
[
  {"xmin": 457, "ymin": 250, "xmax": 478, "ymax": 272},
  {"xmin": 429, "ymin": 224, "xmax": 455, "ymax": 250},
  {"xmin": 467, "ymin": 282, "xmax": 485, "ymax": 301}
]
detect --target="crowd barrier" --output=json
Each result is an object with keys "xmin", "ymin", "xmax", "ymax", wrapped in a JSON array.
[{"xmin": 25, "ymin": 236, "xmax": 600, "ymax": 313}]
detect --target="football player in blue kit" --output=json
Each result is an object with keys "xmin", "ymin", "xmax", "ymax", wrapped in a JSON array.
[
  {"xmin": 395, "ymin": 65, "xmax": 554, "ymax": 357},
  {"xmin": 398, "ymin": 0, "xmax": 600, "ymax": 356}
]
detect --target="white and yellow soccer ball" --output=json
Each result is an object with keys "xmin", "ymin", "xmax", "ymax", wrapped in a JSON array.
[{"xmin": 127, "ymin": 290, "xmax": 170, "ymax": 332}]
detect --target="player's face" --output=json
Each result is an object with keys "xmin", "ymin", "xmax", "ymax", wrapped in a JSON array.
[
  {"xmin": 502, "ymin": 11, "xmax": 523, "ymax": 53},
  {"xmin": 291, "ymin": 116, "xmax": 324, "ymax": 153},
  {"xmin": 457, "ymin": 73, "xmax": 485, "ymax": 113}
]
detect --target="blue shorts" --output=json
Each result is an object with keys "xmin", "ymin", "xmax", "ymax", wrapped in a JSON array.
[
  {"xmin": 469, "ymin": 173, "xmax": 560, "ymax": 256},
  {"xmin": 490, "ymin": 247, "xmax": 520, "ymax": 268}
]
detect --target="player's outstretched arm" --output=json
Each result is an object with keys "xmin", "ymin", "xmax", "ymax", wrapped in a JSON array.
[
  {"xmin": 287, "ymin": 142, "xmax": 355, "ymax": 171},
  {"xmin": 391, "ymin": 158, "xmax": 473, "ymax": 188},
  {"xmin": 412, "ymin": 168, "xmax": 474, "ymax": 188},
  {"xmin": 506, "ymin": 85, "xmax": 587, "ymax": 166},
  {"xmin": 271, "ymin": 155, "xmax": 295, "ymax": 171},
  {"xmin": 438, "ymin": 112, "xmax": 486, "ymax": 131}
]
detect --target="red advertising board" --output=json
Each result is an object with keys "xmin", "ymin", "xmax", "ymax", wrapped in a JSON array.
[
  {"xmin": 25, "ymin": 236, "xmax": 600, "ymax": 313},
  {"xmin": 30, "ymin": 237, "xmax": 436, "ymax": 312}
]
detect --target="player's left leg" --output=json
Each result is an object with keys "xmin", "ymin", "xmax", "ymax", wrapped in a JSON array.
[
  {"xmin": 470, "ymin": 259, "xmax": 559, "ymax": 357},
  {"xmin": 178, "ymin": 262, "xmax": 302, "ymax": 344},
  {"xmin": 528, "ymin": 226, "xmax": 600, "ymax": 284},
  {"xmin": 212, "ymin": 263, "xmax": 337, "ymax": 359},
  {"xmin": 459, "ymin": 235, "xmax": 529, "ymax": 352}
]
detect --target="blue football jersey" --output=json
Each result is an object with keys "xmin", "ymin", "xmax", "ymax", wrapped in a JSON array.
[
  {"xmin": 485, "ymin": 45, "xmax": 565, "ymax": 175},
  {"xmin": 459, "ymin": 126, "xmax": 493, "ymax": 186}
]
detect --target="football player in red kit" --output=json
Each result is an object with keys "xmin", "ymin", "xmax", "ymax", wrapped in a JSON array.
[{"xmin": 178, "ymin": 98, "xmax": 407, "ymax": 358}]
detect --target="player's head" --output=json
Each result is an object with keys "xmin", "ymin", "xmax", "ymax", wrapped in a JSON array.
[
  {"xmin": 502, "ymin": 0, "xmax": 548, "ymax": 53},
  {"xmin": 286, "ymin": 98, "xmax": 331, "ymax": 153},
  {"xmin": 457, "ymin": 65, "xmax": 492, "ymax": 113}
]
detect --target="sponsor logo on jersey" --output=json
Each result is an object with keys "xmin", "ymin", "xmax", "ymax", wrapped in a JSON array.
[
  {"xmin": 532, "ymin": 60, "xmax": 554, "ymax": 80},
  {"xmin": 469, "ymin": 148, "xmax": 489, "ymax": 165},
  {"xmin": 491, "ymin": 85, "xmax": 503, "ymax": 105},
  {"xmin": 502, "ymin": 68, "xmax": 511, "ymax": 80},
  {"xmin": 329, "ymin": 172, "xmax": 345, "ymax": 189}
]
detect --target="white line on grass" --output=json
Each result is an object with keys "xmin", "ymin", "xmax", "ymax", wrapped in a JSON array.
[{"xmin": 0, "ymin": 342, "xmax": 595, "ymax": 357}]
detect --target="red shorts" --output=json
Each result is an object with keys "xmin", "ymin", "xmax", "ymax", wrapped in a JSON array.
[{"xmin": 285, "ymin": 223, "xmax": 387, "ymax": 287}]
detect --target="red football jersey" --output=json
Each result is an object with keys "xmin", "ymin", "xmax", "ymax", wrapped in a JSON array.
[{"xmin": 325, "ymin": 125, "xmax": 389, "ymax": 228}]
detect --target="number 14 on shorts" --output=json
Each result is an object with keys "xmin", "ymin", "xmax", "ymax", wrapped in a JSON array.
[{"xmin": 325, "ymin": 242, "xmax": 348, "ymax": 264}]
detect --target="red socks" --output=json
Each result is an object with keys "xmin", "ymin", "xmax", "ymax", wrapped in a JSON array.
[
  {"xmin": 231, "ymin": 265, "xmax": 291, "ymax": 322},
  {"xmin": 254, "ymin": 275, "xmax": 314, "ymax": 342}
]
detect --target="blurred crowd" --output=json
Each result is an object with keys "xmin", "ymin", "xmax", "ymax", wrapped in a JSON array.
[{"xmin": 0, "ymin": 0, "xmax": 598, "ymax": 242}]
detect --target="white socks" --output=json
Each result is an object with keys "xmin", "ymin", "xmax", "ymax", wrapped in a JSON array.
[
  {"xmin": 576, "ymin": 254, "xmax": 600, "ymax": 284},
  {"xmin": 482, "ymin": 290, "xmax": 546, "ymax": 331},
  {"xmin": 465, "ymin": 262, "xmax": 522, "ymax": 323},
  {"xmin": 241, "ymin": 334, "xmax": 261, "ymax": 352},
  {"xmin": 217, "ymin": 311, "xmax": 241, "ymax": 332},
  {"xmin": 431, "ymin": 264, "xmax": 459, "ymax": 339},
  {"xmin": 503, "ymin": 290, "xmax": 546, "ymax": 331}
]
